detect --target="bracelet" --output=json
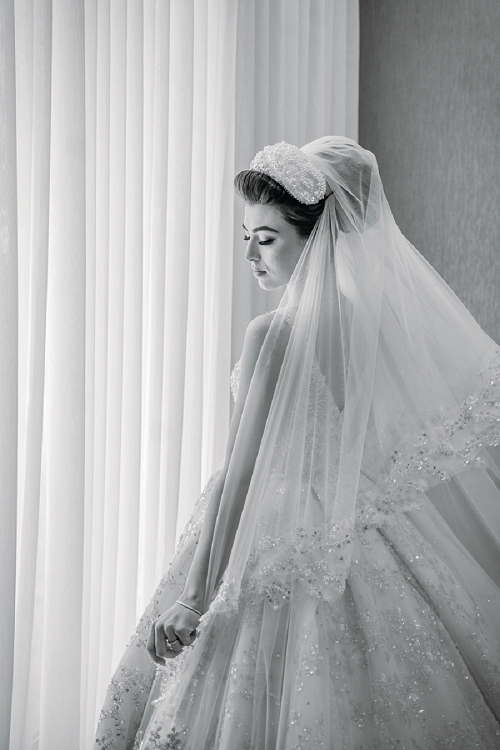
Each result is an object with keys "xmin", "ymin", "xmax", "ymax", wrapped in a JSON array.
[{"xmin": 176, "ymin": 599, "xmax": 202, "ymax": 617}]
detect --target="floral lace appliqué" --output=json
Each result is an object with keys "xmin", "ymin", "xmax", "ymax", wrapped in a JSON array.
[{"xmin": 385, "ymin": 348, "xmax": 500, "ymax": 502}]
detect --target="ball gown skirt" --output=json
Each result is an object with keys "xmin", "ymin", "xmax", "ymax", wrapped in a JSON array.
[{"xmin": 94, "ymin": 364, "xmax": 500, "ymax": 750}]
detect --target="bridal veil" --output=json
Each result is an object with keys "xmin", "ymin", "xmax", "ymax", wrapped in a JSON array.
[{"xmin": 204, "ymin": 135, "xmax": 500, "ymax": 613}]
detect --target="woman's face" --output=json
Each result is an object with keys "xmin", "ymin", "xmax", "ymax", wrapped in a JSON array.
[{"xmin": 243, "ymin": 204, "xmax": 307, "ymax": 290}]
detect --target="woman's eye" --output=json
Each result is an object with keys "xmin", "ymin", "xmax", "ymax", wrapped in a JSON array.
[{"xmin": 242, "ymin": 236, "xmax": 273, "ymax": 244}]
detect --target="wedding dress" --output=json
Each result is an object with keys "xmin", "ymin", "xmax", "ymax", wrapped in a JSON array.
[
  {"xmin": 95, "ymin": 138, "xmax": 500, "ymax": 749},
  {"xmin": 95, "ymin": 351, "xmax": 500, "ymax": 749}
]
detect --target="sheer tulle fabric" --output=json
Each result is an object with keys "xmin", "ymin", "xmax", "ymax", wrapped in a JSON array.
[
  {"xmin": 95, "ymin": 453, "xmax": 500, "ymax": 749},
  {"xmin": 95, "ymin": 138, "xmax": 500, "ymax": 749},
  {"xmin": 205, "ymin": 137, "xmax": 500, "ymax": 615}
]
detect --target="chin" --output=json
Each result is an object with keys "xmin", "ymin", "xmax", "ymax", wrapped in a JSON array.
[{"xmin": 258, "ymin": 276, "xmax": 281, "ymax": 291}]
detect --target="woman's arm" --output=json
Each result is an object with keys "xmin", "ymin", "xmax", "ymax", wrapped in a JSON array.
[
  {"xmin": 179, "ymin": 312, "xmax": 278, "ymax": 612},
  {"xmin": 148, "ymin": 312, "xmax": 288, "ymax": 663}
]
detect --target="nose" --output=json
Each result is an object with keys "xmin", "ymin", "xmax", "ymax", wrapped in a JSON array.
[{"xmin": 244, "ymin": 236, "xmax": 260, "ymax": 263}]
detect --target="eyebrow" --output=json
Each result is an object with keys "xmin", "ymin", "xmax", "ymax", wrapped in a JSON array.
[{"xmin": 242, "ymin": 223, "xmax": 279, "ymax": 233}]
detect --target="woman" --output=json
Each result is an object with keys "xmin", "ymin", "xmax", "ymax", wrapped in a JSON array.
[{"xmin": 95, "ymin": 137, "xmax": 500, "ymax": 749}]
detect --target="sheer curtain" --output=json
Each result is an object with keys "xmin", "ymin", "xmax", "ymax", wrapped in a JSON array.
[{"xmin": 1, "ymin": 1, "xmax": 358, "ymax": 747}]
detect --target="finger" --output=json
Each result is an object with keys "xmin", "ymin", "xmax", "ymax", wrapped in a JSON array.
[
  {"xmin": 167, "ymin": 637, "xmax": 183, "ymax": 653},
  {"xmin": 147, "ymin": 623, "xmax": 165, "ymax": 665},
  {"xmin": 165, "ymin": 626, "xmax": 183, "ymax": 653},
  {"xmin": 146, "ymin": 625, "xmax": 155, "ymax": 658},
  {"xmin": 155, "ymin": 622, "xmax": 171, "ymax": 660},
  {"xmin": 177, "ymin": 628, "xmax": 197, "ymax": 647}
]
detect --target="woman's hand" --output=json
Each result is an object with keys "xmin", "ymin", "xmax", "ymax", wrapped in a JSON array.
[{"xmin": 147, "ymin": 602, "xmax": 200, "ymax": 664}]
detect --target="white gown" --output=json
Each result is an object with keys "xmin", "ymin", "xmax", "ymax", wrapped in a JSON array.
[{"xmin": 95, "ymin": 356, "xmax": 500, "ymax": 750}]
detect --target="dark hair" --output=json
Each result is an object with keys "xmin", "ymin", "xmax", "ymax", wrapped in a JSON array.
[{"xmin": 234, "ymin": 170, "xmax": 326, "ymax": 239}]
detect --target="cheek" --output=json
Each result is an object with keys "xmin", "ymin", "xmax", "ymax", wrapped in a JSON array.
[
  {"xmin": 285, "ymin": 243, "xmax": 304, "ymax": 275},
  {"xmin": 277, "ymin": 245, "xmax": 294, "ymax": 270},
  {"xmin": 261, "ymin": 247, "xmax": 281, "ymax": 273},
  {"xmin": 265, "ymin": 239, "xmax": 304, "ymax": 281}
]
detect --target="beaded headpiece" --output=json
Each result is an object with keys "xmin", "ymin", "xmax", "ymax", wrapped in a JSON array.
[{"xmin": 250, "ymin": 141, "xmax": 327, "ymax": 205}]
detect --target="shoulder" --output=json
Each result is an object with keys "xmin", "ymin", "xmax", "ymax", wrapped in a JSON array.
[
  {"xmin": 243, "ymin": 309, "xmax": 294, "ymax": 359},
  {"xmin": 240, "ymin": 309, "xmax": 291, "ymax": 377},
  {"xmin": 238, "ymin": 311, "xmax": 277, "ymax": 386},
  {"xmin": 225, "ymin": 311, "xmax": 285, "ymax": 459},
  {"xmin": 244, "ymin": 311, "xmax": 275, "ymax": 347}
]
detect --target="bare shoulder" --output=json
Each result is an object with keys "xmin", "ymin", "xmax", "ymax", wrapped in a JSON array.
[
  {"xmin": 244, "ymin": 311, "xmax": 276, "ymax": 345},
  {"xmin": 239, "ymin": 311, "xmax": 277, "ymax": 383},
  {"xmin": 226, "ymin": 310, "xmax": 287, "ymax": 456},
  {"xmin": 241, "ymin": 309, "xmax": 291, "ymax": 371}
]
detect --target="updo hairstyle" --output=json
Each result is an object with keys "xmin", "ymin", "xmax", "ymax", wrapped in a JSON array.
[{"xmin": 234, "ymin": 170, "xmax": 326, "ymax": 239}]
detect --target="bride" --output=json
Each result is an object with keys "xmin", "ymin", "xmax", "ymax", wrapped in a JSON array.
[{"xmin": 95, "ymin": 137, "xmax": 500, "ymax": 749}]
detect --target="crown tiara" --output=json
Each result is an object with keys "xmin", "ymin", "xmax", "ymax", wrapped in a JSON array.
[{"xmin": 250, "ymin": 141, "xmax": 327, "ymax": 205}]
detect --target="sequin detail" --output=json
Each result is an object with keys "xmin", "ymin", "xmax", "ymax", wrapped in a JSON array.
[
  {"xmin": 126, "ymin": 472, "xmax": 217, "ymax": 650},
  {"xmin": 230, "ymin": 307, "xmax": 297, "ymax": 404},
  {"xmin": 250, "ymin": 142, "xmax": 327, "ymax": 205},
  {"xmin": 385, "ymin": 348, "xmax": 500, "ymax": 503},
  {"xmin": 144, "ymin": 515, "xmax": 500, "ymax": 749},
  {"xmin": 96, "ymin": 347, "xmax": 500, "ymax": 750},
  {"xmin": 96, "ymin": 667, "xmax": 152, "ymax": 749},
  {"xmin": 230, "ymin": 358, "xmax": 241, "ymax": 402},
  {"xmin": 95, "ymin": 473, "xmax": 219, "ymax": 749},
  {"xmin": 230, "ymin": 351, "xmax": 422, "ymax": 533}
]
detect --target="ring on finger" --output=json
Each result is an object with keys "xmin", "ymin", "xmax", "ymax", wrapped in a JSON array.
[{"xmin": 167, "ymin": 637, "xmax": 180, "ymax": 650}]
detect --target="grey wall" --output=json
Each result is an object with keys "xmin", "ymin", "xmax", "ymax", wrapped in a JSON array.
[{"xmin": 359, "ymin": 0, "xmax": 500, "ymax": 343}]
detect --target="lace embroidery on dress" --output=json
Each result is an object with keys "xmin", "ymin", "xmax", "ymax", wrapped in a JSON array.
[
  {"xmin": 224, "ymin": 346, "xmax": 500, "ymax": 613},
  {"xmin": 230, "ymin": 348, "xmax": 422, "ymax": 534},
  {"xmin": 384, "ymin": 347, "xmax": 500, "ymax": 502},
  {"xmin": 230, "ymin": 307, "xmax": 297, "ymax": 404},
  {"xmin": 99, "ymin": 341, "xmax": 500, "ymax": 750},
  {"xmin": 96, "ymin": 668, "xmax": 152, "ymax": 748},
  {"xmin": 230, "ymin": 358, "xmax": 241, "ymax": 402},
  {"xmin": 231, "ymin": 346, "xmax": 500, "ymax": 527},
  {"xmin": 151, "ymin": 508, "xmax": 500, "ymax": 750},
  {"xmin": 125, "ymin": 472, "xmax": 218, "ymax": 650},
  {"xmin": 218, "ymin": 358, "xmax": 348, "ymax": 611}
]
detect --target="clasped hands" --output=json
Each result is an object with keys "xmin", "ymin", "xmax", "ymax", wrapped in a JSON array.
[{"xmin": 147, "ymin": 601, "xmax": 201, "ymax": 664}]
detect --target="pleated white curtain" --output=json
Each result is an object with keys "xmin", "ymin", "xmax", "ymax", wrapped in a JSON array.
[{"xmin": 1, "ymin": 1, "xmax": 359, "ymax": 747}]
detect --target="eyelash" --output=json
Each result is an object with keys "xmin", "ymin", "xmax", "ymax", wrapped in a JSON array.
[{"xmin": 243, "ymin": 236, "xmax": 274, "ymax": 245}]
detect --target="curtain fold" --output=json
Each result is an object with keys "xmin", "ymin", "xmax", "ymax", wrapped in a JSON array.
[
  {"xmin": 4, "ymin": 1, "xmax": 359, "ymax": 746},
  {"xmin": 10, "ymin": 1, "xmax": 87, "ymax": 746},
  {"xmin": 0, "ymin": 0, "xmax": 18, "ymax": 746},
  {"xmin": 231, "ymin": 0, "xmax": 359, "ymax": 364}
]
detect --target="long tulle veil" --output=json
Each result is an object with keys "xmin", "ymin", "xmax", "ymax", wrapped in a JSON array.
[{"xmin": 204, "ymin": 136, "xmax": 500, "ymax": 616}]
